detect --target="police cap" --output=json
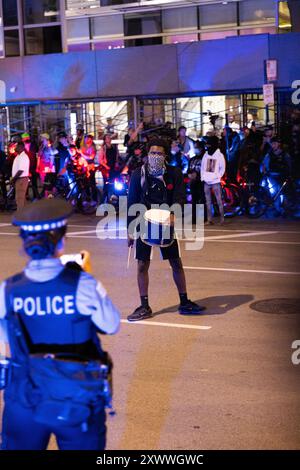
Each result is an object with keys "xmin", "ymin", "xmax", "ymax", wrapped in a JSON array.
[{"xmin": 12, "ymin": 199, "xmax": 73, "ymax": 233}]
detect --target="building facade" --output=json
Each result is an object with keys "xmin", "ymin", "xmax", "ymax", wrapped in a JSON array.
[{"xmin": 0, "ymin": 0, "xmax": 299, "ymax": 145}]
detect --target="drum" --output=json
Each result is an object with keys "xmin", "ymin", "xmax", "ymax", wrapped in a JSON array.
[{"xmin": 142, "ymin": 209, "xmax": 174, "ymax": 247}]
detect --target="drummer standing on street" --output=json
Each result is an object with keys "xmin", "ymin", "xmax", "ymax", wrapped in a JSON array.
[{"xmin": 127, "ymin": 138, "xmax": 205, "ymax": 322}]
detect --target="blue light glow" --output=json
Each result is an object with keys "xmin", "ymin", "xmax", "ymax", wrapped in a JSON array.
[{"xmin": 114, "ymin": 180, "xmax": 124, "ymax": 191}]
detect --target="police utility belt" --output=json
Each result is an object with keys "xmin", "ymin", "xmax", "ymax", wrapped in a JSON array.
[{"xmin": 2, "ymin": 312, "xmax": 114, "ymax": 429}]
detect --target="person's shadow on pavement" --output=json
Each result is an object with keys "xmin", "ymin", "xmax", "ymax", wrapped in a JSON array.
[{"xmin": 153, "ymin": 294, "xmax": 254, "ymax": 317}]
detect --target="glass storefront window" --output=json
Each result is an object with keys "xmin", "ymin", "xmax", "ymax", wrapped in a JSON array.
[
  {"xmin": 201, "ymin": 95, "xmax": 226, "ymax": 136},
  {"xmin": 94, "ymin": 100, "xmax": 129, "ymax": 142},
  {"xmin": 239, "ymin": 0, "xmax": 275, "ymax": 26},
  {"xmin": 3, "ymin": 0, "xmax": 18, "ymax": 27},
  {"xmin": 4, "ymin": 30, "xmax": 20, "ymax": 57},
  {"xmin": 66, "ymin": 0, "xmax": 99, "ymax": 10},
  {"xmin": 0, "ymin": 20, "xmax": 4, "ymax": 58},
  {"xmin": 67, "ymin": 18, "xmax": 90, "ymax": 43},
  {"xmin": 101, "ymin": 1, "xmax": 134, "ymax": 5},
  {"xmin": 200, "ymin": 30, "xmax": 237, "ymax": 41},
  {"xmin": 68, "ymin": 43, "xmax": 91, "ymax": 52},
  {"xmin": 176, "ymin": 97, "xmax": 201, "ymax": 139},
  {"xmin": 24, "ymin": 26, "xmax": 62, "ymax": 55},
  {"xmin": 23, "ymin": 0, "xmax": 60, "ymax": 25},
  {"xmin": 124, "ymin": 12, "xmax": 162, "ymax": 47},
  {"xmin": 162, "ymin": 7, "xmax": 198, "ymax": 33},
  {"xmin": 125, "ymin": 12, "xmax": 162, "ymax": 36},
  {"xmin": 239, "ymin": 26, "xmax": 276, "ymax": 36},
  {"xmin": 94, "ymin": 40, "xmax": 125, "ymax": 50},
  {"xmin": 199, "ymin": 2, "xmax": 237, "ymax": 29},
  {"xmin": 200, "ymin": 95, "xmax": 241, "ymax": 136},
  {"xmin": 278, "ymin": 1, "xmax": 292, "ymax": 32},
  {"xmin": 125, "ymin": 36, "xmax": 162, "ymax": 47},
  {"xmin": 163, "ymin": 33, "xmax": 198, "ymax": 45},
  {"xmin": 91, "ymin": 15, "xmax": 124, "ymax": 39},
  {"xmin": 138, "ymin": 98, "xmax": 174, "ymax": 128},
  {"xmin": 245, "ymin": 94, "xmax": 274, "ymax": 127},
  {"xmin": 0, "ymin": 38, "xmax": 3, "ymax": 59}
]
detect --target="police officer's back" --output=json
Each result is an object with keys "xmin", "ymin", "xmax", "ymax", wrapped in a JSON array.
[{"xmin": 0, "ymin": 199, "xmax": 120, "ymax": 450}]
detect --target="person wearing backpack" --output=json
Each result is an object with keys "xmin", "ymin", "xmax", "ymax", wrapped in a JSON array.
[{"xmin": 127, "ymin": 138, "xmax": 205, "ymax": 322}]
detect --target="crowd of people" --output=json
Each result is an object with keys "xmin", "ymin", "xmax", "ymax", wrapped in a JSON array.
[
  {"xmin": 0, "ymin": 118, "xmax": 297, "ymax": 219},
  {"xmin": 0, "ymin": 124, "xmax": 125, "ymax": 211}
]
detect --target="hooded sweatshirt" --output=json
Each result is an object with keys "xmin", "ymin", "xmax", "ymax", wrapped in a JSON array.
[{"xmin": 201, "ymin": 148, "xmax": 226, "ymax": 185}]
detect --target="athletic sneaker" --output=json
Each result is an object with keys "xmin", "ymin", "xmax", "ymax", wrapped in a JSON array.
[
  {"xmin": 179, "ymin": 300, "xmax": 206, "ymax": 315},
  {"xmin": 127, "ymin": 305, "xmax": 153, "ymax": 322}
]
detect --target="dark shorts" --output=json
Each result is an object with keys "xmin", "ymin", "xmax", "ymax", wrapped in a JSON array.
[{"xmin": 135, "ymin": 237, "xmax": 180, "ymax": 261}]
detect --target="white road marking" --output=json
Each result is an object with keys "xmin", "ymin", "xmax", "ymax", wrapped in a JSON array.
[
  {"xmin": 1, "ymin": 219, "xmax": 300, "ymax": 234},
  {"xmin": 183, "ymin": 266, "xmax": 300, "ymax": 276},
  {"xmin": 67, "ymin": 235, "xmax": 102, "ymax": 239},
  {"xmin": 64, "ymin": 235, "xmax": 300, "ymax": 246},
  {"xmin": 186, "ymin": 230, "xmax": 278, "ymax": 241},
  {"xmin": 120, "ymin": 319, "xmax": 211, "ymax": 330},
  {"xmin": 1, "ymin": 228, "xmax": 299, "ymax": 247},
  {"xmin": 67, "ymin": 229, "xmax": 276, "ymax": 240},
  {"xmin": 68, "ymin": 224, "xmax": 99, "ymax": 228},
  {"xmin": 204, "ymin": 239, "xmax": 300, "ymax": 245},
  {"xmin": 0, "ymin": 230, "xmax": 300, "ymax": 246},
  {"xmin": 0, "ymin": 231, "xmax": 18, "ymax": 236},
  {"xmin": 204, "ymin": 228, "xmax": 300, "ymax": 234},
  {"xmin": 67, "ymin": 229, "xmax": 99, "ymax": 236}
]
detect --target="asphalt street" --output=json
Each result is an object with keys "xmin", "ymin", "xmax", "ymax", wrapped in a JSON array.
[{"xmin": 0, "ymin": 213, "xmax": 299, "ymax": 450}]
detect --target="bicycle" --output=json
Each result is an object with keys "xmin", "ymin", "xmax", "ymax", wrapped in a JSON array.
[
  {"xmin": 243, "ymin": 173, "xmax": 300, "ymax": 218},
  {"xmin": 54, "ymin": 173, "xmax": 97, "ymax": 215}
]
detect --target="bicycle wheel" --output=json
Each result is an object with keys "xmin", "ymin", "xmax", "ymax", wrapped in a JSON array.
[
  {"xmin": 76, "ymin": 183, "xmax": 97, "ymax": 215},
  {"xmin": 245, "ymin": 186, "xmax": 270, "ymax": 218},
  {"xmin": 222, "ymin": 183, "xmax": 243, "ymax": 218},
  {"xmin": 282, "ymin": 188, "xmax": 300, "ymax": 219}
]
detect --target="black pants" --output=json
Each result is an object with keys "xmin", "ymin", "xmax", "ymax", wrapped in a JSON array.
[
  {"xmin": 190, "ymin": 180, "xmax": 206, "ymax": 223},
  {"xmin": 29, "ymin": 171, "xmax": 40, "ymax": 199},
  {"xmin": 0, "ymin": 173, "xmax": 7, "ymax": 205},
  {"xmin": 1, "ymin": 398, "xmax": 106, "ymax": 450},
  {"xmin": 89, "ymin": 170, "xmax": 97, "ymax": 201}
]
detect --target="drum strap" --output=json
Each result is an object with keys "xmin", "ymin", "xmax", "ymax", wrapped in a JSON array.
[{"xmin": 141, "ymin": 165, "xmax": 168, "ymax": 207}]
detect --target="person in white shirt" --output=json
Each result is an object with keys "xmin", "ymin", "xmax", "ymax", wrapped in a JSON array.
[
  {"xmin": 177, "ymin": 126, "xmax": 195, "ymax": 159},
  {"xmin": 228, "ymin": 115, "xmax": 240, "ymax": 133},
  {"xmin": 12, "ymin": 142, "xmax": 30, "ymax": 210},
  {"xmin": 201, "ymin": 136, "xmax": 226, "ymax": 225}
]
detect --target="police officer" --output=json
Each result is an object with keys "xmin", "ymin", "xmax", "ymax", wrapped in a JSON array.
[{"xmin": 0, "ymin": 199, "xmax": 120, "ymax": 450}]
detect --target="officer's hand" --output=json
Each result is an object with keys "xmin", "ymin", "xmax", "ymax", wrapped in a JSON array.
[{"xmin": 128, "ymin": 234, "xmax": 134, "ymax": 247}]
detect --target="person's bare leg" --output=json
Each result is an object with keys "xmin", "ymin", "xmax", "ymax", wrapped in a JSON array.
[
  {"xmin": 137, "ymin": 260, "xmax": 150, "ymax": 297},
  {"xmin": 169, "ymin": 258, "xmax": 187, "ymax": 294},
  {"xmin": 127, "ymin": 260, "xmax": 152, "ymax": 321},
  {"xmin": 169, "ymin": 257, "xmax": 206, "ymax": 313}
]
